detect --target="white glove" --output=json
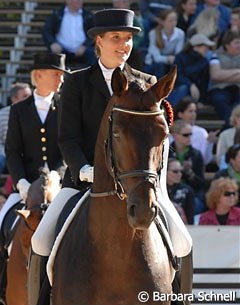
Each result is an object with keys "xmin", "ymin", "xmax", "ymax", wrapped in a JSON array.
[
  {"xmin": 17, "ymin": 178, "xmax": 31, "ymax": 201},
  {"xmin": 79, "ymin": 165, "xmax": 94, "ymax": 183}
]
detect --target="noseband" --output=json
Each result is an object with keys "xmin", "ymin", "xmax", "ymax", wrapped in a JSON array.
[{"xmin": 90, "ymin": 106, "xmax": 165, "ymax": 199}]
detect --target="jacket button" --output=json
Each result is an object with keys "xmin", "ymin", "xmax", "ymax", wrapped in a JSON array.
[
  {"xmin": 42, "ymin": 156, "xmax": 47, "ymax": 161},
  {"xmin": 40, "ymin": 128, "xmax": 45, "ymax": 133},
  {"xmin": 42, "ymin": 146, "xmax": 47, "ymax": 151},
  {"xmin": 41, "ymin": 137, "xmax": 46, "ymax": 142}
]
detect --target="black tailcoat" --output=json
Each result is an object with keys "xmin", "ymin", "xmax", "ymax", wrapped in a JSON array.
[
  {"xmin": 59, "ymin": 62, "xmax": 156, "ymax": 189},
  {"xmin": 5, "ymin": 94, "xmax": 63, "ymax": 186}
]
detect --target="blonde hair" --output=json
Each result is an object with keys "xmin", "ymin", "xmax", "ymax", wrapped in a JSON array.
[
  {"xmin": 188, "ymin": 7, "xmax": 219, "ymax": 39},
  {"xmin": 171, "ymin": 119, "xmax": 191, "ymax": 134},
  {"xmin": 30, "ymin": 70, "xmax": 37, "ymax": 87},
  {"xmin": 230, "ymin": 104, "xmax": 240, "ymax": 126},
  {"xmin": 206, "ymin": 177, "xmax": 238, "ymax": 210}
]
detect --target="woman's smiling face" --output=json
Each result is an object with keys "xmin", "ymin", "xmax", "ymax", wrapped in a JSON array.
[{"xmin": 96, "ymin": 31, "xmax": 133, "ymax": 68}]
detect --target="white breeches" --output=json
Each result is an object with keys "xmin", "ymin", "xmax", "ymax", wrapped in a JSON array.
[{"xmin": 31, "ymin": 187, "xmax": 79, "ymax": 256}]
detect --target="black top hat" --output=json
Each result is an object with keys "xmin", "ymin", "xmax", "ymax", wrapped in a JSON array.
[
  {"xmin": 87, "ymin": 9, "xmax": 141, "ymax": 39},
  {"xmin": 31, "ymin": 53, "xmax": 69, "ymax": 72}
]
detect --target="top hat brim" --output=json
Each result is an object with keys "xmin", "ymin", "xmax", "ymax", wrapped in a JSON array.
[
  {"xmin": 31, "ymin": 64, "xmax": 70, "ymax": 73},
  {"xmin": 87, "ymin": 26, "xmax": 141, "ymax": 39}
]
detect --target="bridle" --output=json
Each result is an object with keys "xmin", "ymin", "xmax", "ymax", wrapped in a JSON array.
[
  {"xmin": 90, "ymin": 105, "xmax": 165, "ymax": 199},
  {"xmin": 90, "ymin": 103, "xmax": 180, "ymax": 271}
]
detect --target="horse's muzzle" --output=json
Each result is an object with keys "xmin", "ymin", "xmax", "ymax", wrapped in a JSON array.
[{"xmin": 127, "ymin": 188, "xmax": 158, "ymax": 230}]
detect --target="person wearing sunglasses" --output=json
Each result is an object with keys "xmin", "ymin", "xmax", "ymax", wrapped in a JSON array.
[
  {"xmin": 173, "ymin": 96, "xmax": 219, "ymax": 165},
  {"xmin": 167, "ymin": 158, "xmax": 195, "ymax": 224},
  {"xmin": 199, "ymin": 177, "xmax": 240, "ymax": 225},
  {"xmin": 170, "ymin": 119, "xmax": 206, "ymax": 214},
  {"xmin": 214, "ymin": 144, "xmax": 240, "ymax": 203}
]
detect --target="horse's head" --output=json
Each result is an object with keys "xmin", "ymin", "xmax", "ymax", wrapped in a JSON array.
[
  {"xmin": 16, "ymin": 203, "xmax": 49, "ymax": 257},
  {"xmin": 26, "ymin": 169, "xmax": 61, "ymax": 206},
  {"xmin": 104, "ymin": 67, "xmax": 176, "ymax": 230}
]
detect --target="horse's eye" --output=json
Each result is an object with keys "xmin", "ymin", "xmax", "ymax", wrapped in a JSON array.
[{"xmin": 113, "ymin": 130, "xmax": 120, "ymax": 138}]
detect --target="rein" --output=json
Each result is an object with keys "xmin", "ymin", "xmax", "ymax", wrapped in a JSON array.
[
  {"xmin": 90, "ymin": 106, "xmax": 165, "ymax": 199},
  {"xmin": 23, "ymin": 203, "xmax": 49, "ymax": 232}
]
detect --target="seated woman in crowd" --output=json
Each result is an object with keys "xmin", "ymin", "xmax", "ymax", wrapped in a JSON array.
[
  {"xmin": 193, "ymin": 0, "xmax": 230, "ymax": 36},
  {"xmin": 173, "ymin": 97, "xmax": 219, "ymax": 165},
  {"xmin": 170, "ymin": 119, "xmax": 206, "ymax": 214},
  {"xmin": 144, "ymin": 8, "xmax": 185, "ymax": 78},
  {"xmin": 176, "ymin": 0, "xmax": 197, "ymax": 33},
  {"xmin": 214, "ymin": 144, "xmax": 240, "ymax": 197},
  {"xmin": 216, "ymin": 104, "xmax": 240, "ymax": 169},
  {"xmin": 187, "ymin": 7, "xmax": 220, "ymax": 42},
  {"xmin": 167, "ymin": 158, "xmax": 194, "ymax": 224},
  {"xmin": 209, "ymin": 30, "xmax": 240, "ymax": 128},
  {"xmin": 229, "ymin": 7, "xmax": 240, "ymax": 35},
  {"xmin": 169, "ymin": 33, "xmax": 215, "ymax": 106},
  {"xmin": 199, "ymin": 177, "xmax": 240, "ymax": 225}
]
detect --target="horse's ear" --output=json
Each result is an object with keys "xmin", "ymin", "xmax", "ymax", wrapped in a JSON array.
[
  {"xmin": 151, "ymin": 66, "xmax": 177, "ymax": 101},
  {"xmin": 16, "ymin": 209, "xmax": 30, "ymax": 220},
  {"xmin": 111, "ymin": 67, "xmax": 128, "ymax": 96}
]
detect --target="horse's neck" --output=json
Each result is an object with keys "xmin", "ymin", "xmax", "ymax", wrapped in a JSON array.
[{"xmin": 92, "ymin": 142, "xmax": 115, "ymax": 193}]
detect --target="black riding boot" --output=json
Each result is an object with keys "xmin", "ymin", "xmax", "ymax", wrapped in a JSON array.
[
  {"xmin": 171, "ymin": 249, "xmax": 193, "ymax": 305},
  {"xmin": 28, "ymin": 249, "xmax": 51, "ymax": 305},
  {"xmin": 0, "ymin": 248, "xmax": 7, "ymax": 305}
]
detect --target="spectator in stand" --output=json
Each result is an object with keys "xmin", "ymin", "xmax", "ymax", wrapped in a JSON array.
[
  {"xmin": 167, "ymin": 158, "xmax": 194, "ymax": 224},
  {"xmin": 214, "ymin": 144, "xmax": 240, "ymax": 195},
  {"xmin": 0, "ymin": 83, "xmax": 31, "ymax": 174},
  {"xmin": 199, "ymin": 177, "xmax": 240, "ymax": 225},
  {"xmin": 144, "ymin": 8, "xmax": 185, "ymax": 78},
  {"xmin": 139, "ymin": 0, "xmax": 177, "ymax": 33},
  {"xmin": 229, "ymin": 7, "xmax": 240, "ymax": 35},
  {"xmin": 187, "ymin": 7, "xmax": 220, "ymax": 44},
  {"xmin": 169, "ymin": 33, "xmax": 215, "ymax": 106},
  {"xmin": 193, "ymin": 0, "xmax": 231, "ymax": 35},
  {"xmin": 173, "ymin": 97, "xmax": 219, "ymax": 165},
  {"xmin": 209, "ymin": 30, "xmax": 240, "ymax": 128},
  {"xmin": 112, "ymin": 0, "xmax": 145, "ymax": 69},
  {"xmin": 42, "ymin": 0, "xmax": 95, "ymax": 68},
  {"xmin": 216, "ymin": 104, "xmax": 240, "ymax": 169},
  {"xmin": 170, "ymin": 119, "xmax": 206, "ymax": 214},
  {"xmin": 176, "ymin": 0, "xmax": 197, "ymax": 34}
]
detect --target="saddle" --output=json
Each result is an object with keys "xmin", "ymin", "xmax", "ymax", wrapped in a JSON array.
[
  {"xmin": 0, "ymin": 201, "xmax": 24, "ymax": 303},
  {"xmin": 0, "ymin": 201, "xmax": 25, "ymax": 251}
]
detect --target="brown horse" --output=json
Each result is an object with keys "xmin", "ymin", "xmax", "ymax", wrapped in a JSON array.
[
  {"xmin": 51, "ymin": 67, "xmax": 179, "ymax": 305},
  {"xmin": 6, "ymin": 169, "xmax": 60, "ymax": 305}
]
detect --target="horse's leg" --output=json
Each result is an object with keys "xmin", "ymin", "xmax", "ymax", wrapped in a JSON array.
[{"xmin": 6, "ymin": 230, "xmax": 27, "ymax": 305}]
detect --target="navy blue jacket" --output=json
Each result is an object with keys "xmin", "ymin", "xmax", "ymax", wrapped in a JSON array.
[{"xmin": 174, "ymin": 49, "xmax": 210, "ymax": 100}]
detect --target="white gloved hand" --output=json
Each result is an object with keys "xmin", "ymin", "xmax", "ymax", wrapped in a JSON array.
[
  {"xmin": 79, "ymin": 165, "xmax": 94, "ymax": 183},
  {"xmin": 17, "ymin": 178, "xmax": 31, "ymax": 201}
]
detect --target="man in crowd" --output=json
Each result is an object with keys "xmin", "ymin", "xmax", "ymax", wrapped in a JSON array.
[
  {"xmin": 0, "ymin": 83, "xmax": 31, "ymax": 174},
  {"xmin": 42, "ymin": 0, "xmax": 95, "ymax": 68}
]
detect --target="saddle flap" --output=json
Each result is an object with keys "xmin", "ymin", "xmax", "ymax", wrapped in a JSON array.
[{"xmin": 1, "ymin": 201, "xmax": 25, "ymax": 249}]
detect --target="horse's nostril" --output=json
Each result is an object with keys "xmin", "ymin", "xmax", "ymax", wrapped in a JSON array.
[{"xmin": 129, "ymin": 204, "xmax": 136, "ymax": 217}]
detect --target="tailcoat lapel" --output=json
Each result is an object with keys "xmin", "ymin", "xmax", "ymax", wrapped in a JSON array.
[{"xmin": 88, "ymin": 64, "xmax": 111, "ymax": 100}]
